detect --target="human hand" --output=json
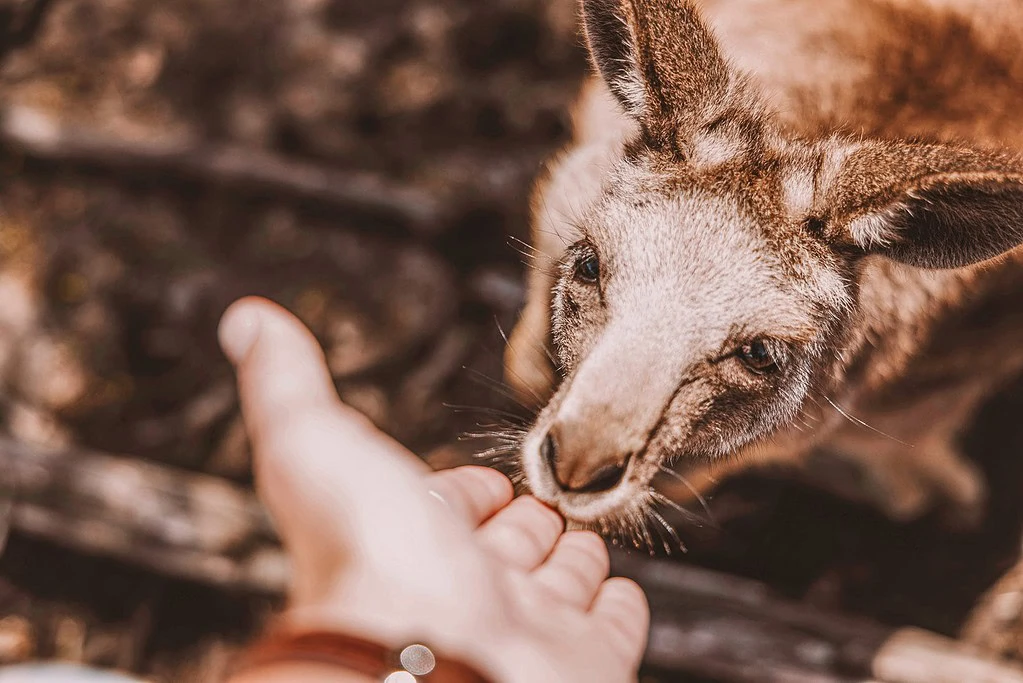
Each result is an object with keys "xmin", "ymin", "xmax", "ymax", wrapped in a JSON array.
[{"xmin": 219, "ymin": 297, "xmax": 648, "ymax": 683}]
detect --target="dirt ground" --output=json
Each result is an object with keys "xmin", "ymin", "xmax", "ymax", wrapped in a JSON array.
[{"xmin": 1, "ymin": 0, "xmax": 1022, "ymax": 680}]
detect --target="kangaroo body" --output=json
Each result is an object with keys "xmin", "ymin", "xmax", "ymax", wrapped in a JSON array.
[{"xmin": 507, "ymin": 0, "xmax": 1023, "ymax": 525}]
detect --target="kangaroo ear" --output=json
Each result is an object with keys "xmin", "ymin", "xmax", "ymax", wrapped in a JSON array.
[
  {"xmin": 580, "ymin": 0, "xmax": 749, "ymax": 148},
  {"xmin": 819, "ymin": 141, "xmax": 1023, "ymax": 269}
]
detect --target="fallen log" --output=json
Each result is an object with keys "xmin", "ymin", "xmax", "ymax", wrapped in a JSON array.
[
  {"xmin": 615, "ymin": 552, "xmax": 1023, "ymax": 683},
  {"xmin": 3, "ymin": 435, "xmax": 1023, "ymax": 682},
  {"xmin": 1, "ymin": 435, "xmax": 286, "ymax": 594}
]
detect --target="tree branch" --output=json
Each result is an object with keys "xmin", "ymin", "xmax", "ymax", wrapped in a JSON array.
[
  {"xmin": 1, "ymin": 435, "xmax": 285, "ymax": 594},
  {"xmin": 0, "ymin": 105, "xmax": 448, "ymax": 236},
  {"xmin": 614, "ymin": 552, "xmax": 1023, "ymax": 683}
]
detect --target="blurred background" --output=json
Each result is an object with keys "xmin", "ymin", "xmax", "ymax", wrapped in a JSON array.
[{"xmin": 0, "ymin": 0, "xmax": 1022, "ymax": 680}]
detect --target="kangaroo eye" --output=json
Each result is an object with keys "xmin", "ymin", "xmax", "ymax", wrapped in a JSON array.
[
  {"xmin": 738, "ymin": 339, "xmax": 778, "ymax": 374},
  {"xmin": 575, "ymin": 254, "xmax": 600, "ymax": 283}
]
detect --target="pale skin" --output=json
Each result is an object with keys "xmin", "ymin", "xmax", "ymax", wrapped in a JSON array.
[{"xmin": 219, "ymin": 297, "xmax": 649, "ymax": 683}]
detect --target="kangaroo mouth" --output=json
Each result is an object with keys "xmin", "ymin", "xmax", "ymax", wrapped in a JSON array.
[
  {"xmin": 518, "ymin": 428, "xmax": 654, "ymax": 525},
  {"xmin": 519, "ymin": 429, "xmax": 718, "ymax": 543}
]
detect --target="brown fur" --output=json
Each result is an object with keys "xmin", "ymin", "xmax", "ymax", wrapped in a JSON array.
[{"xmin": 505, "ymin": 0, "xmax": 1023, "ymax": 531}]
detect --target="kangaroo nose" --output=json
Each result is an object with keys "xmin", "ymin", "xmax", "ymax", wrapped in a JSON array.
[{"xmin": 541, "ymin": 428, "xmax": 629, "ymax": 493}]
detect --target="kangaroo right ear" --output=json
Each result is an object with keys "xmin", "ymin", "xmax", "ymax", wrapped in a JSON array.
[
  {"xmin": 819, "ymin": 140, "xmax": 1023, "ymax": 269},
  {"xmin": 580, "ymin": 0, "xmax": 747, "ymax": 148}
]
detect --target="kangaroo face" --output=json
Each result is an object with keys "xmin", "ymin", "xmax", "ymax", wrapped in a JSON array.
[
  {"xmin": 512, "ymin": 0, "xmax": 1023, "ymax": 528},
  {"xmin": 522, "ymin": 143, "xmax": 853, "ymax": 524}
]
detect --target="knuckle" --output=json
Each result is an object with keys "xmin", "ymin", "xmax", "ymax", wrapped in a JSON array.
[
  {"xmin": 565, "ymin": 531, "xmax": 609, "ymax": 562},
  {"xmin": 606, "ymin": 578, "xmax": 648, "ymax": 609},
  {"xmin": 464, "ymin": 466, "xmax": 513, "ymax": 501},
  {"xmin": 556, "ymin": 560, "xmax": 596, "ymax": 590},
  {"xmin": 519, "ymin": 496, "xmax": 564, "ymax": 532},
  {"xmin": 519, "ymin": 521, "xmax": 555, "ymax": 556},
  {"xmin": 489, "ymin": 513, "xmax": 550, "ymax": 557},
  {"xmin": 482, "ymin": 469, "xmax": 514, "ymax": 500}
]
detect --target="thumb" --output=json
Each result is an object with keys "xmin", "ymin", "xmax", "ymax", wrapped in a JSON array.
[
  {"xmin": 218, "ymin": 296, "xmax": 343, "ymax": 448},
  {"xmin": 219, "ymin": 297, "xmax": 361, "ymax": 599},
  {"xmin": 218, "ymin": 297, "xmax": 436, "ymax": 603}
]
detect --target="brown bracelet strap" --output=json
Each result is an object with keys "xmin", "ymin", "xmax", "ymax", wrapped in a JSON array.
[{"xmin": 231, "ymin": 628, "xmax": 494, "ymax": 682}]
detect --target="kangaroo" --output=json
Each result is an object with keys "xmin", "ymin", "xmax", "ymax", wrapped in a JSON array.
[{"xmin": 504, "ymin": 0, "xmax": 1023, "ymax": 534}]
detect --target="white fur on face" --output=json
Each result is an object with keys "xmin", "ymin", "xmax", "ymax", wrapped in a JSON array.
[
  {"xmin": 691, "ymin": 129, "xmax": 749, "ymax": 168},
  {"xmin": 521, "ymin": 161, "xmax": 846, "ymax": 524},
  {"xmin": 815, "ymin": 140, "xmax": 858, "ymax": 201},
  {"xmin": 597, "ymin": 161, "xmax": 824, "ymax": 341},
  {"xmin": 781, "ymin": 167, "xmax": 817, "ymax": 218}
]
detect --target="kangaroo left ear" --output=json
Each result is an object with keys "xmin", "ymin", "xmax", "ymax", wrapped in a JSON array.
[
  {"xmin": 819, "ymin": 139, "xmax": 1023, "ymax": 269},
  {"xmin": 579, "ymin": 0, "xmax": 758, "ymax": 150}
]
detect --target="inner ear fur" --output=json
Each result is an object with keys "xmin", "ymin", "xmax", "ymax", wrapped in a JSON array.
[
  {"xmin": 579, "ymin": 0, "xmax": 754, "ymax": 149},
  {"xmin": 821, "ymin": 140, "xmax": 1023, "ymax": 269}
]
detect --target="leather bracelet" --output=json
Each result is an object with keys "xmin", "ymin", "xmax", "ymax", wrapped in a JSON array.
[{"xmin": 231, "ymin": 628, "xmax": 495, "ymax": 682}]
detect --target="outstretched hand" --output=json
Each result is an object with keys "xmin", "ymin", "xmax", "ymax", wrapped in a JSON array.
[{"xmin": 220, "ymin": 297, "xmax": 648, "ymax": 683}]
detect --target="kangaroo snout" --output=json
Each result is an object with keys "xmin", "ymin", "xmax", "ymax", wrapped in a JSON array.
[
  {"xmin": 522, "ymin": 331, "xmax": 679, "ymax": 521},
  {"xmin": 541, "ymin": 424, "xmax": 631, "ymax": 493}
]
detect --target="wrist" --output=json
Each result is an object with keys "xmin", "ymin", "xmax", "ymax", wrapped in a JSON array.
[
  {"xmin": 278, "ymin": 599, "xmax": 509, "ymax": 682},
  {"xmin": 229, "ymin": 622, "xmax": 496, "ymax": 683},
  {"xmin": 228, "ymin": 661, "xmax": 374, "ymax": 683}
]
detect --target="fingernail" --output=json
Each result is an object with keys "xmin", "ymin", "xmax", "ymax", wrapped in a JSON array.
[{"xmin": 219, "ymin": 301, "xmax": 263, "ymax": 365}]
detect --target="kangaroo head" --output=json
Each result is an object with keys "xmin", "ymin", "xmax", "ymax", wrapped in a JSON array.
[{"xmin": 508, "ymin": 0, "xmax": 1023, "ymax": 527}]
